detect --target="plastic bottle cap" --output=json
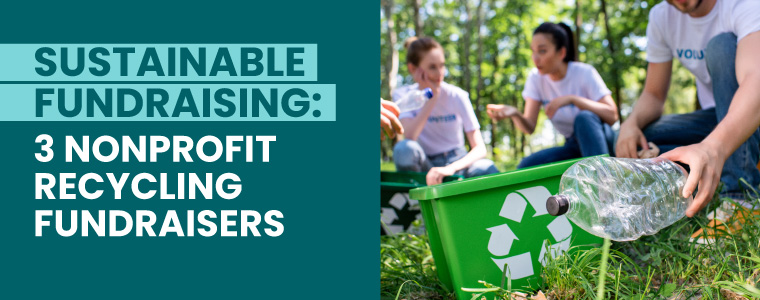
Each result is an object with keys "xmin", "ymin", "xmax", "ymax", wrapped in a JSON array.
[
  {"xmin": 423, "ymin": 88, "xmax": 433, "ymax": 99},
  {"xmin": 546, "ymin": 195, "xmax": 569, "ymax": 216}
]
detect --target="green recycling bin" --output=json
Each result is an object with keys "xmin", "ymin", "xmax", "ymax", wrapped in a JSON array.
[
  {"xmin": 381, "ymin": 171, "xmax": 462, "ymax": 235},
  {"xmin": 409, "ymin": 157, "xmax": 603, "ymax": 299}
]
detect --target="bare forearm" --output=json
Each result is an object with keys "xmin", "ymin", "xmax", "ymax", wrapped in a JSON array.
[
  {"xmin": 402, "ymin": 99, "xmax": 438, "ymax": 140},
  {"xmin": 510, "ymin": 113, "xmax": 536, "ymax": 134},
  {"xmin": 571, "ymin": 96, "xmax": 618, "ymax": 125},
  {"xmin": 447, "ymin": 144, "xmax": 487, "ymax": 171},
  {"xmin": 625, "ymin": 91, "xmax": 665, "ymax": 129}
]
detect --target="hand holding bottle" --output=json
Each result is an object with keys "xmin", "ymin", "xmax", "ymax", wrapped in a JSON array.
[{"xmin": 546, "ymin": 157, "xmax": 692, "ymax": 241}]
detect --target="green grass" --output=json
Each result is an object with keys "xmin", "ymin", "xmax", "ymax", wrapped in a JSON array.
[
  {"xmin": 380, "ymin": 230, "xmax": 455, "ymax": 300},
  {"xmin": 381, "ymin": 158, "xmax": 520, "ymax": 173},
  {"xmin": 381, "ymin": 161, "xmax": 397, "ymax": 172},
  {"xmin": 381, "ymin": 194, "xmax": 760, "ymax": 300}
]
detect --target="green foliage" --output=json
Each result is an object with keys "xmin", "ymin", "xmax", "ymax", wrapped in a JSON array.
[
  {"xmin": 381, "ymin": 0, "xmax": 700, "ymax": 167},
  {"xmin": 380, "ymin": 232, "xmax": 455, "ymax": 300}
]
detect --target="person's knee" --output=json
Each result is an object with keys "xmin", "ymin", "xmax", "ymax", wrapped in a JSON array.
[
  {"xmin": 706, "ymin": 32, "xmax": 737, "ymax": 55},
  {"xmin": 517, "ymin": 155, "xmax": 539, "ymax": 169},
  {"xmin": 393, "ymin": 140, "xmax": 423, "ymax": 169},
  {"xmin": 467, "ymin": 159, "xmax": 499, "ymax": 177},
  {"xmin": 706, "ymin": 32, "xmax": 737, "ymax": 75},
  {"xmin": 484, "ymin": 161, "xmax": 499, "ymax": 174},
  {"xmin": 575, "ymin": 110, "xmax": 599, "ymax": 122},
  {"xmin": 574, "ymin": 110, "xmax": 600, "ymax": 130}
]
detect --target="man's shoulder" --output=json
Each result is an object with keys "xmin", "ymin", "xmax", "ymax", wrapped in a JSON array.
[
  {"xmin": 649, "ymin": 1, "xmax": 677, "ymax": 23},
  {"xmin": 729, "ymin": 0, "xmax": 760, "ymax": 18}
]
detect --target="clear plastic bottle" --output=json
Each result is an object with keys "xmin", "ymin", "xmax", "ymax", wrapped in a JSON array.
[
  {"xmin": 396, "ymin": 88, "xmax": 434, "ymax": 113},
  {"xmin": 546, "ymin": 157, "xmax": 693, "ymax": 241}
]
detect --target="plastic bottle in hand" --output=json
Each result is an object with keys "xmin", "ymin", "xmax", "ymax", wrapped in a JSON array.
[
  {"xmin": 396, "ymin": 88, "xmax": 434, "ymax": 113},
  {"xmin": 545, "ymin": 157, "xmax": 692, "ymax": 241}
]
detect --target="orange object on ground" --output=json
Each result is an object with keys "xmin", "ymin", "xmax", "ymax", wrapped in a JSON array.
[{"xmin": 691, "ymin": 202, "xmax": 760, "ymax": 244}]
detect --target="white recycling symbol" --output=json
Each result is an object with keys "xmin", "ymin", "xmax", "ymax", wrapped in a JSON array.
[
  {"xmin": 486, "ymin": 186, "xmax": 573, "ymax": 280},
  {"xmin": 381, "ymin": 193, "xmax": 421, "ymax": 234}
]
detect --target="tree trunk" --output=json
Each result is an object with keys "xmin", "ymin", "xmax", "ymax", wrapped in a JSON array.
[
  {"xmin": 460, "ymin": 0, "xmax": 472, "ymax": 94},
  {"xmin": 381, "ymin": 0, "xmax": 399, "ymax": 160},
  {"xmin": 490, "ymin": 37, "xmax": 500, "ymax": 159},
  {"xmin": 411, "ymin": 0, "xmax": 423, "ymax": 36},
  {"xmin": 575, "ymin": 0, "xmax": 582, "ymax": 60},
  {"xmin": 509, "ymin": 95, "xmax": 518, "ymax": 157},
  {"xmin": 513, "ymin": 11, "xmax": 525, "ymax": 159},
  {"xmin": 474, "ymin": 0, "xmax": 485, "ymax": 121},
  {"xmin": 600, "ymin": 0, "xmax": 622, "ymax": 120},
  {"xmin": 383, "ymin": 0, "xmax": 398, "ymax": 99}
]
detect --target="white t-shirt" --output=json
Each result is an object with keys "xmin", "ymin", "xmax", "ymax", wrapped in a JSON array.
[
  {"xmin": 646, "ymin": 0, "xmax": 760, "ymax": 109},
  {"xmin": 395, "ymin": 82, "xmax": 480, "ymax": 156},
  {"xmin": 522, "ymin": 61, "xmax": 611, "ymax": 138}
]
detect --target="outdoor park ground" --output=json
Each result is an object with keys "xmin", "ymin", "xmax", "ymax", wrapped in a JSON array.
[{"xmin": 381, "ymin": 188, "xmax": 760, "ymax": 300}]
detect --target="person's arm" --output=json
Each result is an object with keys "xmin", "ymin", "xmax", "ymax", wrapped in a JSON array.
[
  {"xmin": 615, "ymin": 61, "xmax": 673, "ymax": 158},
  {"xmin": 486, "ymin": 99, "xmax": 541, "ymax": 134},
  {"xmin": 545, "ymin": 94, "xmax": 618, "ymax": 125},
  {"xmin": 426, "ymin": 129, "xmax": 487, "ymax": 185},
  {"xmin": 401, "ymin": 69, "xmax": 441, "ymax": 140},
  {"xmin": 661, "ymin": 32, "xmax": 760, "ymax": 217},
  {"xmin": 381, "ymin": 99, "xmax": 403, "ymax": 140},
  {"xmin": 400, "ymin": 96, "xmax": 438, "ymax": 140}
]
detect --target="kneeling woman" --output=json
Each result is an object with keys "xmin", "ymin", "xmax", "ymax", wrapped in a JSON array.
[
  {"xmin": 393, "ymin": 37, "xmax": 499, "ymax": 185},
  {"xmin": 488, "ymin": 22, "xmax": 618, "ymax": 168}
]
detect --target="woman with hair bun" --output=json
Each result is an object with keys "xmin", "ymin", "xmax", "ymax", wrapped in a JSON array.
[
  {"xmin": 393, "ymin": 36, "xmax": 498, "ymax": 185},
  {"xmin": 488, "ymin": 22, "xmax": 619, "ymax": 168}
]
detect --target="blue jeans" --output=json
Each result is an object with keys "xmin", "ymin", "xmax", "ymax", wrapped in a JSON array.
[
  {"xmin": 637, "ymin": 33, "xmax": 760, "ymax": 196},
  {"xmin": 518, "ymin": 110, "xmax": 615, "ymax": 168},
  {"xmin": 393, "ymin": 140, "xmax": 499, "ymax": 178}
]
